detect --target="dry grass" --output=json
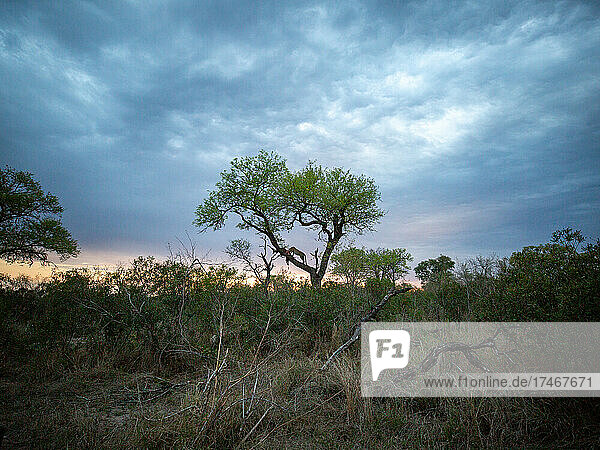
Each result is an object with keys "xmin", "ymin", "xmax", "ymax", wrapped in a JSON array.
[
  {"xmin": 1, "ymin": 282, "xmax": 599, "ymax": 448},
  {"xmin": 3, "ymin": 347, "xmax": 599, "ymax": 449}
]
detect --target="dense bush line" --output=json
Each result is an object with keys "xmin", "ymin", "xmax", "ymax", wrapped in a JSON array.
[{"xmin": 1, "ymin": 229, "xmax": 598, "ymax": 374}]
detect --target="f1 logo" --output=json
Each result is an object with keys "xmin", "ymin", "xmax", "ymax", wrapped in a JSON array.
[{"xmin": 369, "ymin": 330, "xmax": 411, "ymax": 381}]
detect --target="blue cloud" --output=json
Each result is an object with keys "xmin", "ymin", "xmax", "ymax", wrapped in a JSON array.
[{"xmin": 1, "ymin": 0, "xmax": 598, "ymax": 270}]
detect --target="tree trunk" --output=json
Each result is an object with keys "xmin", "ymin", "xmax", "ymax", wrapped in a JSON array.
[{"xmin": 310, "ymin": 272, "xmax": 323, "ymax": 289}]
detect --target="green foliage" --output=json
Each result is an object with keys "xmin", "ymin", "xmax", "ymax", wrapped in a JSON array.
[
  {"xmin": 364, "ymin": 247, "xmax": 413, "ymax": 282},
  {"xmin": 195, "ymin": 150, "xmax": 385, "ymax": 286},
  {"xmin": 2, "ymin": 227, "xmax": 598, "ymax": 375},
  {"xmin": 494, "ymin": 228, "xmax": 600, "ymax": 320},
  {"xmin": 195, "ymin": 151, "xmax": 290, "ymax": 234},
  {"xmin": 284, "ymin": 161, "xmax": 384, "ymax": 235},
  {"xmin": 365, "ymin": 277, "xmax": 395, "ymax": 299},
  {"xmin": 331, "ymin": 247, "xmax": 368, "ymax": 286},
  {"xmin": 415, "ymin": 255, "xmax": 455, "ymax": 284},
  {"xmin": 0, "ymin": 166, "xmax": 79, "ymax": 264},
  {"xmin": 332, "ymin": 246, "xmax": 412, "ymax": 285},
  {"xmin": 410, "ymin": 230, "xmax": 600, "ymax": 322}
]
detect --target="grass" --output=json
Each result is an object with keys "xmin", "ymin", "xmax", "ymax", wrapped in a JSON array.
[{"xmin": 2, "ymin": 343, "xmax": 599, "ymax": 448}]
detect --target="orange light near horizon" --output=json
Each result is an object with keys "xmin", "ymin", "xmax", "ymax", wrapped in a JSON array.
[
  {"xmin": 0, "ymin": 261, "xmax": 57, "ymax": 280},
  {"xmin": 1, "ymin": 257, "xmax": 422, "ymax": 288},
  {"xmin": 0, "ymin": 260, "xmax": 122, "ymax": 280}
]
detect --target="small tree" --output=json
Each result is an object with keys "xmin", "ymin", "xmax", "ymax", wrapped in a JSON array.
[
  {"xmin": 225, "ymin": 237, "xmax": 279, "ymax": 295},
  {"xmin": 331, "ymin": 246, "xmax": 412, "ymax": 287},
  {"xmin": 364, "ymin": 248, "xmax": 413, "ymax": 284},
  {"xmin": 331, "ymin": 247, "xmax": 368, "ymax": 287},
  {"xmin": 195, "ymin": 151, "xmax": 385, "ymax": 287},
  {"xmin": 455, "ymin": 255, "xmax": 500, "ymax": 317},
  {"xmin": 415, "ymin": 255, "xmax": 455, "ymax": 284},
  {"xmin": 0, "ymin": 166, "xmax": 79, "ymax": 264}
]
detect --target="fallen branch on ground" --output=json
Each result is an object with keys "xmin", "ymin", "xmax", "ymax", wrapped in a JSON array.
[{"xmin": 321, "ymin": 286, "xmax": 413, "ymax": 370}]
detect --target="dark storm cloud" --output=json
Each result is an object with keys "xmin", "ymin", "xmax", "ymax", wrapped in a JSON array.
[{"xmin": 0, "ymin": 0, "xmax": 598, "ymax": 269}]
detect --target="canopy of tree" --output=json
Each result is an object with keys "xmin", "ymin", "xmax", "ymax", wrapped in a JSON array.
[
  {"xmin": 195, "ymin": 151, "xmax": 385, "ymax": 287},
  {"xmin": 0, "ymin": 166, "xmax": 79, "ymax": 265},
  {"xmin": 331, "ymin": 247, "xmax": 412, "ymax": 286},
  {"xmin": 414, "ymin": 255, "xmax": 455, "ymax": 284}
]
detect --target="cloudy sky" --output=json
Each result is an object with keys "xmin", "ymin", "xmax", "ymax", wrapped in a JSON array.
[{"xmin": 1, "ymin": 0, "xmax": 599, "ymax": 277}]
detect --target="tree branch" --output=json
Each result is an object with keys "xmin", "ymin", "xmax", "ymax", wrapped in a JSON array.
[{"xmin": 321, "ymin": 286, "xmax": 413, "ymax": 370}]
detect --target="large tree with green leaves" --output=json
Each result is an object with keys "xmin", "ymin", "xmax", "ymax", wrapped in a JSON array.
[
  {"xmin": 0, "ymin": 166, "xmax": 79, "ymax": 265},
  {"xmin": 194, "ymin": 151, "xmax": 385, "ymax": 287}
]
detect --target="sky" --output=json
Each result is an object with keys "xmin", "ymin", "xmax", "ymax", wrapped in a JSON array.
[{"xmin": 1, "ymin": 0, "xmax": 599, "ymax": 279}]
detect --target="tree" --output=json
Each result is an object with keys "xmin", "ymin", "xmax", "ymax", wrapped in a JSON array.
[
  {"xmin": 331, "ymin": 247, "xmax": 368, "ymax": 287},
  {"xmin": 364, "ymin": 247, "xmax": 413, "ymax": 283},
  {"xmin": 194, "ymin": 151, "xmax": 385, "ymax": 287},
  {"xmin": 414, "ymin": 255, "xmax": 455, "ymax": 284},
  {"xmin": 225, "ymin": 237, "xmax": 279, "ymax": 295},
  {"xmin": 0, "ymin": 166, "xmax": 79, "ymax": 264},
  {"xmin": 331, "ymin": 246, "xmax": 413, "ymax": 287},
  {"xmin": 455, "ymin": 255, "xmax": 500, "ymax": 317}
]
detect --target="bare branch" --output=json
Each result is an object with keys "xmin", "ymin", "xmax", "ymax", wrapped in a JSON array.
[{"xmin": 321, "ymin": 286, "xmax": 413, "ymax": 370}]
